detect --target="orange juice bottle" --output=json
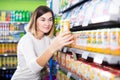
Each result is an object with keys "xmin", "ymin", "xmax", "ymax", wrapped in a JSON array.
[
  {"xmin": 0, "ymin": 42, "xmax": 2, "ymax": 54},
  {"xmin": 102, "ymin": 29, "xmax": 110, "ymax": 54},
  {"xmin": 2, "ymin": 42, "xmax": 5, "ymax": 54},
  {"xmin": 80, "ymin": 31, "xmax": 84, "ymax": 50},
  {"xmin": 91, "ymin": 30, "xmax": 97, "ymax": 52},
  {"xmin": 96, "ymin": 29, "xmax": 102, "ymax": 53},
  {"xmin": 80, "ymin": 31, "xmax": 85, "ymax": 50},
  {"xmin": 64, "ymin": 19, "xmax": 72, "ymax": 47},
  {"xmin": 71, "ymin": 32, "xmax": 78, "ymax": 48},
  {"xmin": 63, "ymin": 19, "xmax": 70, "ymax": 32},
  {"xmin": 110, "ymin": 28, "xmax": 120, "ymax": 55},
  {"xmin": 83, "ymin": 31, "xmax": 88, "ymax": 50},
  {"xmin": 87, "ymin": 30, "xmax": 92, "ymax": 51}
]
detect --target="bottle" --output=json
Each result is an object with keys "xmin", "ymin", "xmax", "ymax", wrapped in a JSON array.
[
  {"xmin": 26, "ymin": 11, "xmax": 30, "ymax": 22},
  {"xmin": 15, "ymin": 10, "xmax": 19, "ymax": 21},
  {"xmin": 22, "ymin": 10, "xmax": 26, "ymax": 22},
  {"xmin": 19, "ymin": 10, "xmax": 22, "ymax": 21}
]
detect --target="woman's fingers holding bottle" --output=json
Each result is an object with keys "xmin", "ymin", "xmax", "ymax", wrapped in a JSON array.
[
  {"xmin": 51, "ymin": 31, "xmax": 74, "ymax": 51},
  {"xmin": 59, "ymin": 31, "xmax": 71, "ymax": 37},
  {"xmin": 56, "ymin": 31, "xmax": 74, "ymax": 46}
]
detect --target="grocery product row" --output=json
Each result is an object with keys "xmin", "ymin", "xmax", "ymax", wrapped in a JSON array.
[
  {"xmin": 58, "ymin": 0, "xmax": 120, "ymax": 29},
  {"xmin": 71, "ymin": 28, "xmax": 120, "ymax": 56},
  {"xmin": 0, "ymin": 42, "xmax": 17, "ymax": 54},
  {"xmin": 0, "ymin": 22, "xmax": 27, "ymax": 31},
  {"xmin": 0, "ymin": 69, "xmax": 16, "ymax": 80},
  {"xmin": 0, "ymin": 56, "xmax": 17, "ymax": 69},
  {"xmin": 56, "ymin": 69, "xmax": 76, "ymax": 80},
  {"xmin": 0, "ymin": 22, "xmax": 26, "ymax": 41},
  {"xmin": 0, "ymin": 10, "xmax": 31, "ymax": 22},
  {"xmin": 55, "ymin": 51, "xmax": 120, "ymax": 80}
]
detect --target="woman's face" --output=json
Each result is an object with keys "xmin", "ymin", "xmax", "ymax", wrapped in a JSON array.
[{"xmin": 36, "ymin": 12, "xmax": 53, "ymax": 34}]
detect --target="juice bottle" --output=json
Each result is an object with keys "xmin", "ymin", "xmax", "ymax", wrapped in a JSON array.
[
  {"xmin": 2, "ymin": 42, "xmax": 5, "ymax": 54},
  {"xmin": 0, "ymin": 42, "xmax": 2, "ymax": 54},
  {"xmin": 91, "ymin": 30, "xmax": 97, "ymax": 52},
  {"xmin": 82, "ymin": 31, "xmax": 87, "ymax": 50},
  {"xmin": 72, "ymin": 31, "xmax": 80, "ymax": 49},
  {"xmin": 96, "ymin": 29, "xmax": 102, "ymax": 53},
  {"xmin": 110, "ymin": 28, "xmax": 120, "ymax": 55},
  {"xmin": 63, "ymin": 19, "xmax": 72, "ymax": 47},
  {"xmin": 78, "ymin": 31, "xmax": 83, "ymax": 49},
  {"xmin": 63, "ymin": 19, "xmax": 70, "ymax": 32},
  {"xmin": 102, "ymin": 29, "xmax": 110, "ymax": 54},
  {"xmin": 86, "ymin": 30, "xmax": 92, "ymax": 51}
]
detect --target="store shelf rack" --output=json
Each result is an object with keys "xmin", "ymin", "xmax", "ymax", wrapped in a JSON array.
[{"xmin": 62, "ymin": 47, "xmax": 120, "ymax": 65}]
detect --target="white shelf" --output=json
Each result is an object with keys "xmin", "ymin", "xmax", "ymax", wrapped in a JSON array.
[{"xmin": 63, "ymin": 47, "xmax": 120, "ymax": 64}]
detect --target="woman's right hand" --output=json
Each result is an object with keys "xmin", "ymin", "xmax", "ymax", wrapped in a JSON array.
[{"xmin": 50, "ymin": 31, "xmax": 74, "ymax": 53}]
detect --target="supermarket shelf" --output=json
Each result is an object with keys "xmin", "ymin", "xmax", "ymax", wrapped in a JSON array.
[
  {"xmin": 0, "ymin": 40, "xmax": 19, "ymax": 42},
  {"xmin": 62, "ymin": 47, "xmax": 120, "ymax": 64},
  {"xmin": 57, "ymin": 64, "xmax": 80, "ymax": 80},
  {"xmin": 0, "ymin": 30, "xmax": 25, "ymax": 32},
  {"xmin": 70, "ymin": 21, "xmax": 120, "ymax": 32},
  {"xmin": 61, "ymin": 0, "xmax": 89, "ymax": 13},
  {"xmin": 0, "ymin": 67, "xmax": 16, "ymax": 70},
  {"xmin": 0, "ymin": 21, "xmax": 28, "ymax": 23},
  {"xmin": 0, "ymin": 54, "xmax": 17, "ymax": 56}
]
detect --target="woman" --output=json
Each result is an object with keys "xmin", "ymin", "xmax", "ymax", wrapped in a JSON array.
[{"xmin": 11, "ymin": 6, "xmax": 74, "ymax": 80}]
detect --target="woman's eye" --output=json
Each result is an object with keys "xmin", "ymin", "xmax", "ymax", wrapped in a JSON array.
[
  {"xmin": 41, "ymin": 19, "xmax": 45, "ymax": 21},
  {"xmin": 49, "ymin": 18, "xmax": 53, "ymax": 21}
]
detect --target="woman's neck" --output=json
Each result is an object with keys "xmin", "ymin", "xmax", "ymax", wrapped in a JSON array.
[{"xmin": 34, "ymin": 32, "xmax": 44, "ymax": 40}]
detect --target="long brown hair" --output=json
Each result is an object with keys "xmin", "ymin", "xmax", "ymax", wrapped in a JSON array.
[{"xmin": 27, "ymin": 6, "xmax": 54, "ymax": 37}]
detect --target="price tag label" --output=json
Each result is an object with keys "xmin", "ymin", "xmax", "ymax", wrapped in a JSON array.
[
  {"xmin": 82, "ymin": 51, "xmax": 89, "ymax": 59},
  {"xmin": 63, "ymin": 47, "xmax": 68, "ymax": 53},
  {"xmin": 4, "ymin": 54, "xmax": 8, "ymax": 56},
  {"xmin": 2, "ymin": 67, "xmax": 6, "ymax": 70},
  {"xmin": 94, "ymin": 54, "xmax": 104, "ymax": 64}
]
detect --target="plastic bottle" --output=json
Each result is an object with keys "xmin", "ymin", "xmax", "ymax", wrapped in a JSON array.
[
  {"xmin": 15, "ymin": 10, "xmax": 19, "ymax": 21},
  {"xmin": 110, "ymin": 28, "xmax": 120, "ymax": 55},
  {"xmin": 22, "ymin": 10, "xmax": 26, "ymax": 21},
  {"xmin": 102, "ymin": 29, "xmax": 110, "ymax": 54},
  {"xmin": 26, "ymin": 11, "xmax": 30, "ymax": 22},
  {"xmin": 18, "ymin": 10, "xmax": 22, "ymax": 21}
]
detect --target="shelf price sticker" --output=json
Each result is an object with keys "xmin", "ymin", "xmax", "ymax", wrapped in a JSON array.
[
  {"xmin": 67, "ymin": 72, "xmax": 72, "ymax": 78},
  {"xmin": 2, "ymin": 67, "xmax": 6, "ymax": 70},
  {"xmin": 94, "ymin": 54, "xmax": 104, "ymax": 64},
  {"xmin": 63, "ymin": 47, "xmax": 68, "ymax": 53},
  {"xmin": 81, "ymin": 51, "xmax": 89, "ymax": 59},
  {"xmin": 4, "ymin": 54, "xmax": 8, "ymax": 56}
]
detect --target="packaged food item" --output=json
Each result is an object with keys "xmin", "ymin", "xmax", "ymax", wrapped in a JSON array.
[
  {"xmin": 61, "ymin": 52, "xmax": 66, "ymax": 67},
  {"xmin": 66, "ymin": 52, "xmax": 72, "ymax": 71}
]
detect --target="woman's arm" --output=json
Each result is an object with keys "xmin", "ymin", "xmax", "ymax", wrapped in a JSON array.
[{"xmin": 36, "ymin": 31, "xmax": 74, "ymax": 67}]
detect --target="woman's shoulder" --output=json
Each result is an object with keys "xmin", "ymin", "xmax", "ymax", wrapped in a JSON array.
[{"xmin": 18, "ymin": 32, "xmax": 33, "ymax": 43}]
